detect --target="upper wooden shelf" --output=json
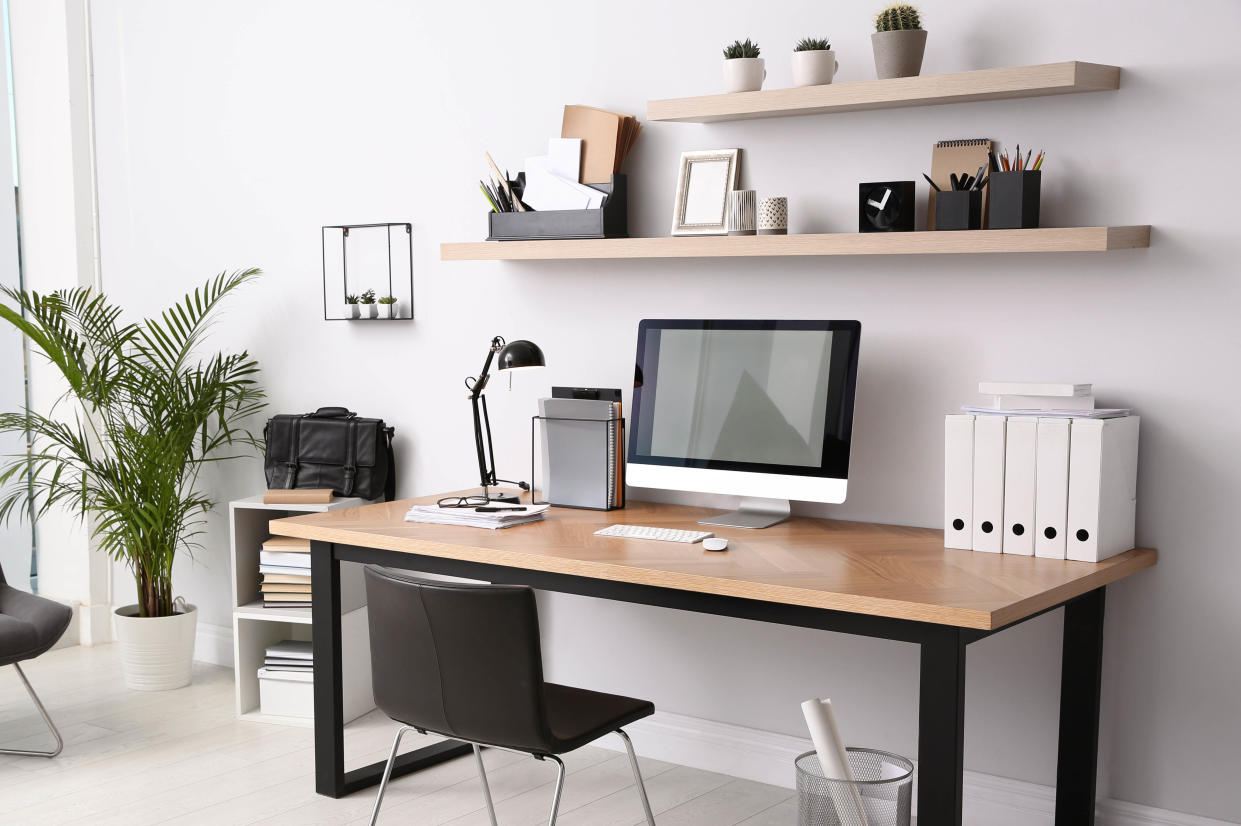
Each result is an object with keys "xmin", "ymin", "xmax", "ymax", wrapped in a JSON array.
[
  {"xmin": 440, "ymin": 226, "xmax": 1150, "ymax": 262},
  {"xmin": 647, "ymin": 61, "xmax": 1120, "ymax": 123}
]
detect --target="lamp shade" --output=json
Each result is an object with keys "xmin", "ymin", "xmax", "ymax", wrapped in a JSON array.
[{"xmin": 497, "ymin": 339, "xmax": 546, "ymax": 371}]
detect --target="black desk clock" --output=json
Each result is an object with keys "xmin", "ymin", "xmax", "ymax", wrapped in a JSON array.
[{"xmin": 859, "ymin": 181, "xmax": 916, "ymax": 232}]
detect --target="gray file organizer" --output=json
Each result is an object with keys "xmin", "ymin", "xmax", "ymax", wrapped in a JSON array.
[{"xmin": 531, "ymin": 398, "xmax": 625, "ymax": 511}]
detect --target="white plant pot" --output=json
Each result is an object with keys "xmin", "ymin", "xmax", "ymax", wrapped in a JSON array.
[
  {"xmin": 723, "ymin": 57, "xmax": 765, "ymax": 93},
  {"xmin": 360, "ymin": 303, "xmax": 377, "ymax": 319},
  {"xmin": 114, "ymin": 604, "xmax": 197, "ymax": 691},
  {"xmin": 378, "ymin": 303, "xmax": 396, "ymax": 319},
  {"xmin": 345, "ymin": 303, "xmax": 359, "ymax": 319},
  {"xmin": 792, "ymin": 50, "xmax": 839, "ymax": 87}
]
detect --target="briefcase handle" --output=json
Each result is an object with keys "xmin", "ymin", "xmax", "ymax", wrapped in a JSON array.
[{"xmin": 306, "ymin": 406, "xmax": 356, "ymax": 419}]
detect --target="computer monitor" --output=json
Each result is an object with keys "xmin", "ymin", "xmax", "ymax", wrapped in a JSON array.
[{"xmin": 627, "ymin": 319, "xmax": 861, "ymax": 528}]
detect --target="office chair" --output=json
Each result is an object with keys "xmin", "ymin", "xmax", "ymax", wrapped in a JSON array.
[
  {"xmin": 364, "ymin": 565, "xmax": 657, "ymax": 826},
  {"xmin": 0, "ymin": 561, "xmax": 72, "ymax": 757}
]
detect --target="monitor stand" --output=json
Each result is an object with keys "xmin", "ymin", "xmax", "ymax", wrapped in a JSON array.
[{"xmin": 698, "ymin": 497, "xmax": 791, "ymax": 529}]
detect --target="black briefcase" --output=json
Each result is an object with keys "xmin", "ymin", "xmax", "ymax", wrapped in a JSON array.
[{"xmin": 263, "ymin": 407, "xmax": 395, "ymax": 501}]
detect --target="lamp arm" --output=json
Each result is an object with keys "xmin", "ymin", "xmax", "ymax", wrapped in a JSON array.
[{"xmin": 467, "ymin": 336, "xmax": 506, "ymax": 494}]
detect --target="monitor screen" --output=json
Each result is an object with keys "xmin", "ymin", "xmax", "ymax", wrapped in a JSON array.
[{"xmin": 629, "ymin": 320, "xmax": 860, "ymax": 480}]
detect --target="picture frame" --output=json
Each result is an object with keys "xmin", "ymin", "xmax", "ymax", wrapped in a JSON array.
[{"xmin": 670, "ymin": 149, "xmax": 740, "ymax": 236}]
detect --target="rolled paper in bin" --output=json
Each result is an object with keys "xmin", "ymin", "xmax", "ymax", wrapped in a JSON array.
[{"xmin": 801, "ymin": 698, "xmax": 869, "ymax": 825}]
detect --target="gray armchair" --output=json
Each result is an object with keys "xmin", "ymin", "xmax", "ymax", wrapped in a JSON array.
[{"xmin": 0, "ymin": 561, "xmax": 72, "ymax": 757}]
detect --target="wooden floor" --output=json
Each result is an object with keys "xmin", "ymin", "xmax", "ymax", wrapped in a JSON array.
[{"xmin": 0, "ymin": 644, "xmax": 796, "ymax": 825}]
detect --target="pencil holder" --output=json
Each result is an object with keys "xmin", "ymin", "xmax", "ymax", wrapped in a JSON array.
[
  {"xmin": 933, "ymin": 189, "xmax": 982, "ymax": 231},
  {"xmin": 726, "ymin": 190, "xmax": 757, "ymax": 236},
  {"xmin": 796, "ymin": 749, "xmax": 913, "ymax": 826},
  {"xmin": 988, "ymin": 170, "xmax": 1041, "ymax": 229}
]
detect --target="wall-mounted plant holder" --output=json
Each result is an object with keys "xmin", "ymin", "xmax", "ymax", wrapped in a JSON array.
[
  {"xmin": 322, "ymin": 223, "xmax": 414, "ymax": 321},
  {"xmin": 988, "ymin": 171, "xmax": 1041, "ymax": 229},
  {"xmin": 934, "ymin": 189, "xmax": 983, "ymax": 231}
]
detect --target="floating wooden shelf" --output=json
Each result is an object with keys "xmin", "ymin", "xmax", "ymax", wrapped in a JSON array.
[
  {"xmin": 647, "ymin": 61, "xmax": 1119, "ymax": 123},
  {"xmin": 440, "ymin": 226, "xmax": 1150, "ymax": 261}
]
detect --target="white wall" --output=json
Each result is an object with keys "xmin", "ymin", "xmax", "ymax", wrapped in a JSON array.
[{"xmin": 79, "ymin": 0, "xmax": 1241, "ymax": 821}]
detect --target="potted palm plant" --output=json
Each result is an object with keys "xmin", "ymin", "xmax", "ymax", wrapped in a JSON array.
[{"xmin": 0, "ymin": 270, "xmax": 266, "ymax": 691}]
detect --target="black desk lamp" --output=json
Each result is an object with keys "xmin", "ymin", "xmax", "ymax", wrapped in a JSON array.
[{"xmin": 460, "ymin": 335, "xmax": 546, "ymax": 505}]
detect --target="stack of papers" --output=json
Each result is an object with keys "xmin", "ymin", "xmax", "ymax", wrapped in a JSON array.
[
  {"xmin": 962, "ymin": 406, "xmax": 1130, "ymax": 419},
  {"xmin": 405, "ymin": 503, "xmax": 550, "ymax": 530}
]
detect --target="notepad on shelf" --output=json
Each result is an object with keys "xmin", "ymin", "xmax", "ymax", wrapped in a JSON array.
[{"xmin": 404, "ymin": 503, "xmax": 550, "ymax": 530}]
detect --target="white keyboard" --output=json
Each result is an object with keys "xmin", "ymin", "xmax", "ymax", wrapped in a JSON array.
[{"xmin": 594, "ymin": 524, "xmax": 714, "ymax": 544}]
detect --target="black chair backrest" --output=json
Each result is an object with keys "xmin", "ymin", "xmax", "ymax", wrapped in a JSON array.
[{"xmin": 363, "ymin": 566, "xmax": 551, "ymax": 752}]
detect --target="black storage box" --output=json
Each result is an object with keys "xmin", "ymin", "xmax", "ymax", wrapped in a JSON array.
[
  {"xmin": 488, "ymin": 174, "xmax": 627, "ymax": 241},
  {"xmin": 934, "ymin": 189, "xmax": 983, "ymax": 231},
  {"xmin": 988, "ymin": 170, "xmax": 1041, "ymax": 229}
]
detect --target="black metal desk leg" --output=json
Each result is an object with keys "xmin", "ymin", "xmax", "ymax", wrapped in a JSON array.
[
  {"xmin": 1055, "ymin": 588, "xmax": 1106, "ymax": 825},
  {"xmin": 311, "ymin": 540, "xmax": 346, "ymax": 797},
  {"xmin": 918, "ymin": 626, "xmax": 966, "ymax": 826}
]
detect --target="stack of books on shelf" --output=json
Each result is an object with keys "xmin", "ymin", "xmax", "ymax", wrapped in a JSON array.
[
  {"xmin": 257, "ymin": 639, "xmax": 313, "ymax": 678},
  {"xmin": 259, "ymin": 536, "xmax": 312, "ymax": 607}
]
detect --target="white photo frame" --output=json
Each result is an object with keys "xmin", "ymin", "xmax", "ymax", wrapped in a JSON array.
[{"xmin": 670, "ymin": 149, "xmax": 740, "ymax": 236}]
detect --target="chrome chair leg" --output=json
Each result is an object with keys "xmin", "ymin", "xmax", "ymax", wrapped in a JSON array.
[
  {"xmin": 617, "ymin": 728, "xmax": 656, "ymax": 825},
  {"xmin": 0, "ymin": 663, "xmax": 63, "ymax": 758},
  {"xmin": 474, "ymin": 744, "xmax": 499, "ymax": 826},
  {"xmin": 369, "ymin": 725, "xmax": 414, "ymax": 826},
  {"xmin": 542, "ymin": 753, "xmax": 566, "ymax": 826}
]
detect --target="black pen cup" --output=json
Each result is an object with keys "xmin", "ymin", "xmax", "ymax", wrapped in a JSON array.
[
  {"xmin": 934, "ymin": 189, "xmax": 982, "ymax": 231},
  {"xmin": 988, "ymin": 170, "xmax": 1041, "ymax": 229}
]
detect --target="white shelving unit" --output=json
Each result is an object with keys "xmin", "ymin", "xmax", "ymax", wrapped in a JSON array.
[{"xmin": 229, "ymin": 494, "xmax": 375, "ymax": 726}]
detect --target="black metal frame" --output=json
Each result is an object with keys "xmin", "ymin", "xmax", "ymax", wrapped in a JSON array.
[
  {"xmin": 311, "ymin": 540, "xmax": 1106, "ymax": 825},
  {"xmin": 320, "ymin": 223, "xmax": 414, "ymax": 322}
]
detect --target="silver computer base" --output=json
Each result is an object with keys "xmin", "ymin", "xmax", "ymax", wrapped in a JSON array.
[{"xmin": 699, "ymin": 496, "xmax": 791, "ymax": 529}]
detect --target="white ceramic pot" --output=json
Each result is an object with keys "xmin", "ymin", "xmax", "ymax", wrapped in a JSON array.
[
  {"xmin": 360, "ymin": 303, "xmax": 377, "ymax": 319},
  {"xmin": 345, "ymin": 303, "xmax": 359, "ymax": 319},
  {"xmin": 114, "ymin": 603, "xmax": 197, "ymax": 691},
  {"xmin": 378, "ymin": 303, "xmax": 395, "ymax": 319},
  {"xmin": 723, "ymin": 57, "xmax": 765, "ymax": 93},
  {"xmin": 792, "ymin": 50, "xmax": 839, "ymax": 87}
]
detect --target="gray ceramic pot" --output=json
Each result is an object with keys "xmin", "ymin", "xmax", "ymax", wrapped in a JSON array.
[{"xmin": 871, "ymin": 29, "xmax": 927, "ymax": 79}]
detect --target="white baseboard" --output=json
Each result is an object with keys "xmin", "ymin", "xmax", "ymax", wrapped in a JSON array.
[
  {"xmin": 193, "ymin": 622, "xmax": 234, "ymax": 667},
  {"xmin": 597, "ymin": 711, "xmax": 1237, "ymax": 826}
]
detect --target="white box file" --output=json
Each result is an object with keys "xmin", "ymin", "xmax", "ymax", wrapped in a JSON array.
[{"xmin": 1066, "ymin": 416, "xmax": 1140, "ymax": 562}]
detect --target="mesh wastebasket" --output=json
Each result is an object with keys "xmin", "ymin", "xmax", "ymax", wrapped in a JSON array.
[{"xmin": 796, "ymin": 748, "xmax": 913, "ymax": 826}]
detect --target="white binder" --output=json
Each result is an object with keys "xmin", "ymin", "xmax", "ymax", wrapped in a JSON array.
[
  {"xmin": 1034, "ymin": 417, "xmax": 1072, "ymax": 559},
  {"xmin": 1002, "ymin": 416, "xmax": 1037, "ymax": 556},
  {"xmin": 1066, "ymin": 416, "xmax": 1140, "ymax": 562},
  {"xmin": 971, "ymin": 415, "xmax": 1007, "ymax": 554},
  {"xmin": 943, "ymin": 414, "xmax": 975, "ymax": 549}
]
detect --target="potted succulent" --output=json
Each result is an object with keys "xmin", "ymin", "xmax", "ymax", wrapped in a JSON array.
[
  {"xmin": 792, "ymin": 37, "xmax": 839, "ymax": 87},
  {"xmin": 378, "ymin": 295, "xmax": 398, "ymax": 319},
  {"xmin": 723, "ymin": 39, "xmax": 764, "ymax": 93},
  {"xmin": 872, "ymin": 4, "xmax": 926, "ymax": 79},
  {"xmin": 345, "ymin": 293, "xmax": 360, "ymax": 319},
  {"xmin": 358, "ymin": 289, "xmax": 377, "ymax": 319},
  {"xmin": 0, "ymin": 270, "xmax": 266, "ymax": 691}
]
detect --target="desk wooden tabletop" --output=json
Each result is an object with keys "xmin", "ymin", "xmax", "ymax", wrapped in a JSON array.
[{"xmin": 269, "ymin": 493, "xmax": 1156, "ymax": 630}]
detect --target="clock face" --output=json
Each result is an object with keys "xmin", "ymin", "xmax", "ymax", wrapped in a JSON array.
[{"xmin": 864, "ymin": 185, "xmax": 901, "ymax": 230}]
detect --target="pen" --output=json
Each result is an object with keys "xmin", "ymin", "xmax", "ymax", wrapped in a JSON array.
[
  {"xmin": 475, "ymin": 506, "xmax": 527, "ymax": 512},
  {"xmin": 1024, "ymin": 149, "xmax": 1033, "ymax": 171},
  {"xmin": 922, "ymin": 173, "xmax": 941, "ymax": 192},
  {"xmin": 1015, "ymin": 144, "xmax": 1021, "ymax": 171}
]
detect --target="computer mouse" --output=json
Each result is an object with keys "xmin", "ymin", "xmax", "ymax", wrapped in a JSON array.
[{"xmin": 702, "ymin": 537, "xmax": 729, "ymax": 552}]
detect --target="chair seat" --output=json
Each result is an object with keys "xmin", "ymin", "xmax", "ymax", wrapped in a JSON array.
[
  {"xmin": 543, "ymin": 682, "xmax": 654, "ymax": 754},
  {"xmin": 0, "ymin": 585, "xmax": 73, "ymax": 667}
]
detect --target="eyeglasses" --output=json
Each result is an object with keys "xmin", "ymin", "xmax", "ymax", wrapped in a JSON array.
[{"xmin": 437, "ymin": 495, "xmax": 493, "ymax": 509}]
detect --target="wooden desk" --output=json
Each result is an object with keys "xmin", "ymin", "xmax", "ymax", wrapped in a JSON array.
[{"xmin": 271, "ymin": 493, "xmax": 1156, "ymax": 826}]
